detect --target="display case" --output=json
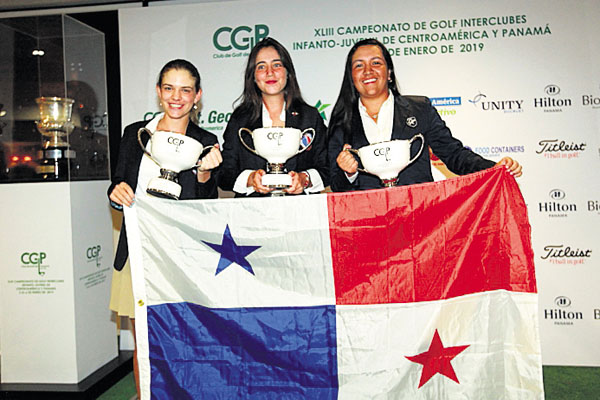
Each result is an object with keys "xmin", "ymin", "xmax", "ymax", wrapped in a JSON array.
[
  {"xmin": 0, "ymin": 14, "xmax": 117, "ymax": 386},
  {"xmin": 0, "ymin": 14, "xmax": 109, "ymax": 182}
]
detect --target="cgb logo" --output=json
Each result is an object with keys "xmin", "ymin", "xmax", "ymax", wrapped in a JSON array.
[
  {"xmin": 21, "ymin": 252, "xmax": 47, "ymax": 275},
  {"xmin": 213, "ymin": 24, "xmax": 269, "ymax": 51},
  {"xmin": 86, "ymin": 245, "xmax": 102, "ymax": 267},
  {"xmin": 374, "ymin": 147, "xmax": 391, "ymax": 161},
  {"xmin": 167, "ymin": 136, "xmax": 184, "ymax": 152}
]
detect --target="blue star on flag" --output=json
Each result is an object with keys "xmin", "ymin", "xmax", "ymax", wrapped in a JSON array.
[{"xmin": 202, "ymin": 225, "xmax": 260, "ymax": 275}]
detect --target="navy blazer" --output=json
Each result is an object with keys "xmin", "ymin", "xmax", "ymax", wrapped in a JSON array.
[
  {"xmin": 217, "ymin": 102, "xmax": 329, "ymax": 196},
  {"xmin": 328, "ymin": 95, "xmax": 495, "ymax": 191},
  {"xmin": 108, "ymin": 119, "xmax": 218, "ymax": 271}
]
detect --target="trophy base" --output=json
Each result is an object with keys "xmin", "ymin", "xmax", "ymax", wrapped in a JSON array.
[
  {"xmin": 36, "ymin": 146, "xmax": 76, "ymax": 181},
  {"xmin": 146, "ymin": 177, "xmax": 181, "ymax": 200},
  {"xmin": 262, "ymin": 173, "xmax": 292, "ymax": 189},
  {"xmin": 381, "ymin": 178, "xmax": 398, "ymax": 187}
]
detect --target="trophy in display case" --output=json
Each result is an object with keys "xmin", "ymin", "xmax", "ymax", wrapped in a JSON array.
[
  {"xmin": 238, "ymin": 126, "xmax": 315, "ymax": 195},
  {"xmin": 35, "ymin": 96, "xmax": 76, "ymax": 180}
]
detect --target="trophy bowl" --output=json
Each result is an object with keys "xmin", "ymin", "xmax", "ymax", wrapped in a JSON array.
[
  {"xmin": 36, "ymin": 97, "xmax": 75, "ymax": 147},
  {"xmin": 349, "ymin": 134, "xmax": 424, "ymax": 187},
  {"xmin": 238, "ymin": 126, "xmax": 315, "ymax": 190},
  {"xmin": 138, "ymin": 128, "xmax": 213, "ymax": 200},
  {"xmin": 35, "ymin": 97, "xmax": 76, "ymax": 180}
]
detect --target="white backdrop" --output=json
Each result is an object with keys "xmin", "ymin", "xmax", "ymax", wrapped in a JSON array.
[{"xmin": 119, "ymin": 0, "xmax": 600, "ymax": 366}]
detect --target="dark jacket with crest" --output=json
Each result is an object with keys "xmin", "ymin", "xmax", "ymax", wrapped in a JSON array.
[
  {"xmin": 328, "ymin": 95, "xmax": 495, "ymax": 192},
  {"xmin": 217, "ymin": 102, "xmax": 329, "ymax": 196},
  {"xmin": 107, "ymin": 119, "xmax": 218, "ymax": 271}
]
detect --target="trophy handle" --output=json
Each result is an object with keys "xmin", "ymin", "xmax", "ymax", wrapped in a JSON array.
[
  {"xmin": 194, "ymin": 144, "xmax": 215, "ymax": 168},
  {"xmin": 346, "ymin": 148, "xmax": 367, "ymax": 173},
  {"xmin": 137, "ymin": 127, "xmax": 159, "ymax": 164},
  {"xmin": 238, "ymin": 128, "xmax": 259, "ymax": 155},
  {"xmin": 408, "ymin": 134, "xmax": 425, "ymax": 164},
  {"xmin": 297, "ymin": 128, "xmax": 316, "ymax": 154}
]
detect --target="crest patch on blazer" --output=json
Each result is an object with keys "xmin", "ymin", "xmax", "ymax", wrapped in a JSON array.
[{"xmin": 406, "ymin": 116, "xmax": 418, "ymax": 128}]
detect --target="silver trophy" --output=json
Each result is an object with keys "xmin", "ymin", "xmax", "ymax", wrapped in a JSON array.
[
  {"xmin": 35, "ymin": 97, "xmax": 76, "ymax": 180},
  {"xmin": 348, "ymin": 134, "xmax": 425, "ymax": 187},
  {"xmin": 238, "ymin": 126, "xmax": 315, "ymax": 193},
  {"xmin": 138, "ymin": 128, "xmax": 213, "ymax": 200}
]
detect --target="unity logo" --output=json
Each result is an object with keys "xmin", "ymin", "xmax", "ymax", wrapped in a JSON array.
[
  {"xmin": 213, "ymin": 24, "xmax": 269, "ymax": 52},
  {"xmin": 469, "ymin": 91, "xmax": 523, "ymax": 113},
  {"xmin": 21, "ymin": 251, "xmax": 48, "ymax": 276}
]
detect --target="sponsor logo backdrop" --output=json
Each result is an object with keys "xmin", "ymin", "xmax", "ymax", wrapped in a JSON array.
[{"xmin": 119, "ymin": 0, "xmax": 600, "ymax": 366}]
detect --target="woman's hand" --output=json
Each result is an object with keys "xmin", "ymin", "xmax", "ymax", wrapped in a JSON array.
[
  {"xmin": 247, "ymin": 169, "xmax": 273, "ymax": 194},
  {"xmin": 337, "ymin": 144, "xmax": 359, "ymax": 175},
  {"xmin": 197, "ymin": 144, "xmax": 223, "ymax": 183},
  {"xmin": 495, "ymin": 157, "xmax": 523, "ymax": 177},
  {"xmin": 109, "ymin": 182, "xmax": 135, "ymax": 208},
  {"xmin": 284, "ymin": 171, "xmax": 308, "ymax": 194}
]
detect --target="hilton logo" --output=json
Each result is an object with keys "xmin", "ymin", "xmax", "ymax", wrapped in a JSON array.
[
  {"xmin": 538, "ymin": 188, "xmax": 576, "ymax": 217},
  {"xmin": 555, "ymin": 296, "xmax": 571, "ymax": 307},
  {"xmin": 545, "ymin": 296, "xmax": 583, "ymax": 325},
  {"xmin": 545, "ymin": 85, "xmax": 560, "ymax": 95},
  {"xmin": 549, "ymin": 189, "xmax": 565, "ymax": 200},
  {"xmin": 534, "ymin": 85, "xmax": 572, "ymax": 112}
]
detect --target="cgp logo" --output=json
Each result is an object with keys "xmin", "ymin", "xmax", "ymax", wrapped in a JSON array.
[
  {"xmin": 21, "ymin": 252, "xmax": 48, "ymax": 276},
  {"xmin": 267, "ymin": 131, "xmax": 283, "ymax": 146},
  {"xmin": 86, "ymin": 245, "xmax": 102, "ymax": 267},
  {"xmin": 374, "ymin": 147, "xmax": 391, "ymax": 161},
  {"xmin": 167, "ymin": 136, "xmax": 184, "ymax": 152},
  {"xmin": 213, "ymin": 24, "xmax": 269, "ymax": 52}
]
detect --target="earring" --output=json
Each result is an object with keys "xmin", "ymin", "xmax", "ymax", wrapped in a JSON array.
[
  {"xmin": 193, "ymin": 104, "xmax": 198, "ymax": 110},
  {"xmin": 159, "ymin": 102, "xmax": 163, "ymax": 108},
  {"xmin": 388, "ymin": 78, "xmax": 392, "ymax": 83}
]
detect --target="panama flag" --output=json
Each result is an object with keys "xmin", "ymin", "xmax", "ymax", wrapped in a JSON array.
[{"xmin": 125, "ymin": 166, "xmax": 544, "ymax": 399}]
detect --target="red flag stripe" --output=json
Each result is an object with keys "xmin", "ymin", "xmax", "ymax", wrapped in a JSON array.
[{"xmin": 327, "ymin": 167, "xmax": 536, "ymax": 305}]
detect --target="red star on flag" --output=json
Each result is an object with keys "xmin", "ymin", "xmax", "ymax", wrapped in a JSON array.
[{"xmin": 406, "ymin": 329, "xmax": 470, "ymax": 388}]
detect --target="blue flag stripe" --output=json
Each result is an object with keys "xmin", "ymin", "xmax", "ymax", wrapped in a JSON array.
[{"xmin": 147, "ymin": 303, "xmax": 339, "ymax": 399}]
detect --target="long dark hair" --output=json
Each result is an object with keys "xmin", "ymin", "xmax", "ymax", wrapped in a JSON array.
[
  {"xmin": 233, "ymin": 37, "xmax": 307, "ymax": 125},
  {"xmin": 157, "ymin": 59, "xmax": 202, "ymax": 92},
  {"xmin": 329, "ymin": 39, "xmax": 400, "ymax": 142}
]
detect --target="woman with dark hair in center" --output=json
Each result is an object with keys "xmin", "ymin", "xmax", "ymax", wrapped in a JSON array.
[
  {"xmin": 328, "ymin": 38, "xmax": 522, "ymax": 192},
  {"xmin": 218, "ymin": 37, "xmax": 329, "ymax": 196}
]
